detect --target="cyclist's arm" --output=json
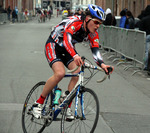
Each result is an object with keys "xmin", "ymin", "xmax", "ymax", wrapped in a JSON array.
[
  {"xmin": 63, "ymin": 21, "xmax": 83, "ymax": 66},
  {"xmin": 88, "ymin": 32, "xmax": 104, "ymax": 67},
  {"xmin": 88, "ymin": 32, "xmax": 114, "ymax": 73},
  {"xmin": 63, "ymin": 21, "xmax": 82, "ymax": 58},
  {"xmin": 91, "ymin": 47, "xmax": 104, "ymax": 66}
]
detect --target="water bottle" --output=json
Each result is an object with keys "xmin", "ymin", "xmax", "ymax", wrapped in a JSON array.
[{"xmin": 53, "ymin": 88, "xmax": 62, "ymax": 105}]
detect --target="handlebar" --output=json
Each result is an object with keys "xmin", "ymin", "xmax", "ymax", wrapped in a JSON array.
[
  {"xmin": 84, "ymin": 62, "xmax": 108, "ymax": 83},
  {"xmin": 67, "ymin": 66, "xmax": 79, "ymax": 73},
  {"xmin": 67, "ymin": 56, "xmax": 113, "ymax": 83},
  {"xmin": 67, "ymin": 56, "xmax": 86, "ymax": 73}
]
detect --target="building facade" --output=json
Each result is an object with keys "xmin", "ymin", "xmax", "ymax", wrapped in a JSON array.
[
  {"xmin": 1, "ymin": 0, "xmax": 150, "ymax": 17},
  {"xmin": 1, "ymin": 0, "xmax": 34, "ymax": 12},
  {"xmin": 95, "ymin": 0, "xmax": 150, "ymax": 17},
  {"xmin": 77, "ymin": 0, "xmax": 95, "ymax": 5}
]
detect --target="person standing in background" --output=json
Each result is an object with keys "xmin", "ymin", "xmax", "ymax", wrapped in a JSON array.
[
  {"xmin": 103, "ymin": 8, "xmax": 116, "ymax": 26},
  {"xmin": 7, "ymin": 6, "xmax": 11, "ymax": 21},
  {"xmin": 15, "ymin": 6, "xmax": 18, "ymax": 22},
  {"xmin": 24, "ymin": 9, "xmax": 29, "ymax": 22},
  {"xmin": 12, "ymin": 9, "xmax": 16, "ymax": 23},
  {"xmin": 119, "ymin": 9, "xmax": 127, "ymax": 28},
  {"xmin": 139, "ymin": 5, "xmax": 150, "ymax": 74},
  {"xmin": 125, "ymin": 10, "xmax": 135, "ymax": 29}
]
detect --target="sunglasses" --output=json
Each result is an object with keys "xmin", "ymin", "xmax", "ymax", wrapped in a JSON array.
[{"xmin": 92, "ymin": 19, "xmax": 103, "ymax": 25}]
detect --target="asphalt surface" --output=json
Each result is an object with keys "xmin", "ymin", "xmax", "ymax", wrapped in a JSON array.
[{"xmin": 0, "ymin": 15, "xmax": 150, "ymax": 133}]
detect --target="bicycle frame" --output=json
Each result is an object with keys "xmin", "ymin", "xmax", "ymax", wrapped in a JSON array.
[
  {"xmin": 42, "ymin": 67, "xmax": 85, "ymax": 120},
  {"xmin": 41, "ymin": 59, "xmax": 108, "ymax": 121}
]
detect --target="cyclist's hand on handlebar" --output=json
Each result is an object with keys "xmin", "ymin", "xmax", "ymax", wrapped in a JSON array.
[
  {"xmin": 101, "ymin": 63, "xmax": 114, "ymax": 75},
  {"xmin": 73, "ymin": 55, "xmax": 83, "ymax": 66}
]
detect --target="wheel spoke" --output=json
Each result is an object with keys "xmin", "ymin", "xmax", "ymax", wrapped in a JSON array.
[
  {"xmin": 61, "ymin": 88, "xmax": 99, "ymax": 133},
  {"xmin": 22, "ymin": 81, "xmax": 50, "ymax": 133}
]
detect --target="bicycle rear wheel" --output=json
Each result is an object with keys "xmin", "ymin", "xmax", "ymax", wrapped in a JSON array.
[
  {"xmin": 61, "ymin": 87, "xmax": 99, "ymax": 133},
  {"xmin": 22, "ymin": 81, "xmax": 52, "ymax": 133}
]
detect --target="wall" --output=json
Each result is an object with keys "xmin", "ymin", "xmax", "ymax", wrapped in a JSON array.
[
  {"xmin": 95, "ymin": 0, "xmax": 150, "ymax": 17},
  {"xmin": 3, "ymin": 0, "xmax": 33, "ymax": 12}
]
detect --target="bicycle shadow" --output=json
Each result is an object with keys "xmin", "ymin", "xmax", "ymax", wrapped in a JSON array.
[{"xmin": 54, "ymin": 118, "xmax": 61, "ymax": 121}]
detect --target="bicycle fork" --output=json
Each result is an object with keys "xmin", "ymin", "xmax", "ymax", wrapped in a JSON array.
[{"xmin": 75, "ymin": 86, "xmax": 86, "ymax": 120}]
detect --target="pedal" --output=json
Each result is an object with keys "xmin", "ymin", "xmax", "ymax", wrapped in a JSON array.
[{"xmin": 27, "ymin": 106, "xmax": 33, "ymax": 115}]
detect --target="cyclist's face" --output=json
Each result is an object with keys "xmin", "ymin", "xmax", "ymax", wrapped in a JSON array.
[{"xmin": 86, "ymin": 17, "xmax": 103, "ymax": 33}]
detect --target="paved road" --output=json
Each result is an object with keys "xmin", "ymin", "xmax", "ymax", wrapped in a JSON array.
[{"xmin": 0, "ymin": 16, "xmax": 150, "ymax": 133}]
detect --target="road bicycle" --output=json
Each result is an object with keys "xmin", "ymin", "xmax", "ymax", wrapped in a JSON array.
[{"xmin": 22, "ymin": 56, "xmax": 112, "ymax": 133}]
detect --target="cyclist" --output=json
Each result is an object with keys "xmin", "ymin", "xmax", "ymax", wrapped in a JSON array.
[{"xmin": 32, "ymin": 4, "xmax": 114, "ymax": 120}]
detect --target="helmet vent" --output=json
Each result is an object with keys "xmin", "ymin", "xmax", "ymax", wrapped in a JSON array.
[
  {"xmin": 92, "ymin": 6, "xmax": 95, "ymax": 10},
  {"xmin": 97, "ymin": 10, "xmax": 100, "ymax": 17}
]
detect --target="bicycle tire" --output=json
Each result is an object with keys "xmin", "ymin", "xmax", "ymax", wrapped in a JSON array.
[
  {"xmin": 22, "ymin": 81, "xmax": 49, "ymax": 133},
  {"xmin": 61, "ymin": 87, "xmax": 99, "ymax": 133}
]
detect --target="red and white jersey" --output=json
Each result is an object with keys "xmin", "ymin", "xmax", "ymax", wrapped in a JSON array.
[{"xmin": 50, "ymin": 15, "xmax": 104, "ymax": 67}]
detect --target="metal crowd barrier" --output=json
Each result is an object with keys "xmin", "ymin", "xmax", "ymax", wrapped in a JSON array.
[
  {"xmin": 18, "ymin": 12, "xmax": 25, "ymax": 22},
  {"xmin": 18, "ymin": 12, "xmax": 32, "ymax": 22},
  {"xmin": 0, "ymin": 12, "xmax": 32, "ymax": 24},
  {"xmin": 0, "ymin": 13, "xmax": 7, "ymax": 24},
  {"xmin": 98, "ymin": 25, "xmax": 146, "ymax": 75}
]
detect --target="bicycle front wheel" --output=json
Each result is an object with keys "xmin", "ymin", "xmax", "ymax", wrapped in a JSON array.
[
  {"xmin": 22, "ymin": 81, "xmax": 48, "ymax": 133},
  {"xmin": 61, "ymin": 87, "xmax": 99, "ymax": 133}
]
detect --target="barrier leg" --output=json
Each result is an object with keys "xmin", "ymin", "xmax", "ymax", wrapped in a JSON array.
[
  {"xmin": 108, "ymin": 55, "xmax": 117, "ymax": 60},
  {"xmin": 117, "ymin": 61, "xmax": 132, "ymax": 66},
  {"xmin": 107, "ymin": 51, "xmax": 118, "ymax": 60},
  {"xmin": 102, "ymin": 48, "xmax": 113, "ymax": 57},
  {"xmin": 131, "ymin": 69, "xmax": 147, "ymax": 76},
  {"xmin": 124, "ymin": 60, "xmax": 142, "ymax": 71},
  {"xmin": 112, "ymin": 57, "xmax": 124, "ymax": 63},
  {"xmin": 124, "ymin": 66, "xmax": 141, "ymax": 71}
]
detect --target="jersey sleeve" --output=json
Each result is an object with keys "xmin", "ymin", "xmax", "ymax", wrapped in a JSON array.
[
  {"xmin": 88, "ymin": 31, "xmax": 104, "ymax": 67},
  {"xmin": 63, "ymin": 20, "xmax": 82, "ymax": 58}
]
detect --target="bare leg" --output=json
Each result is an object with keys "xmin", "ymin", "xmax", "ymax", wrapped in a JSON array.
[
  {"xmin": 41, "ymin": 62, "xmax": 65, "ymax": 97},
  {"xmin": 67, "ymin": 61, "xmax": 80, "ymax": 92}
]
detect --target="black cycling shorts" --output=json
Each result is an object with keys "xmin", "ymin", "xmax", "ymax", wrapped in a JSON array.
[{"xmin": 45, "ymin": 36, "xmax": 73, "ymax": 68}]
